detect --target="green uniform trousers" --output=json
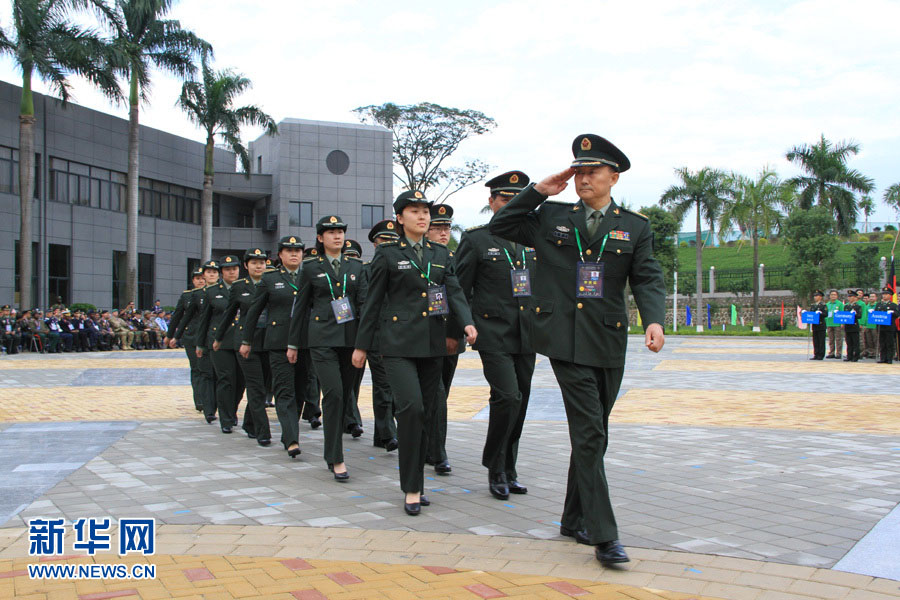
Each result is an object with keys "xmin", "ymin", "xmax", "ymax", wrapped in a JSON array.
[
  {"xmin": 383, "ymin": 356, "xmax": 442, "ymax": 493},
  {"xmin": 367, "ymin": 352, "xmax": 397, "ymax": 444},
  {"xmin": 183, "ymin": 343, "xmax": 203, "ymax": 411},
  {"xmin": 479, "ymin": 351, "xmax": 536, "ymax": 481},
  {"xmin": 298, "ymin": 350, "xmax": 321, "ymax": 422},
  {"xmin": 310, "ymin": 347, "xmax": 357, "ymax": 465},
  {"xmin": 239, "ymin": 351, "xmax": 271, "ymax": 441},
  {"xmin": 197, "ymin": 349, "xmax": 217, "ymax": 419},
  {"xmin": 269, "ymin": 351, "xmax": 301, "ymax": 449},
  {"xmin": 550, "ymin": 359, "xmax": 625, "ymax": 545},
  {"xmin": 211, "ymin": 349, "xmax": 244, "ymax": 429},
  {"xmin": 426, "ymin": 354, "xmax": 457, "ymax": 464},
  {"xmin": 878, "ymin": 326, "xmax": 896, "ymax": 363}
]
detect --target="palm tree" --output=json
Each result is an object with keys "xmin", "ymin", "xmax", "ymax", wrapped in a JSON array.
[
  {"xmin": 884, "ymin": 184, "xmax": 900, "ymax": 221},
  {"xmin": 785, "ymin": 135, "xmax": 874, "ymax": 236},
  {"xmin": 719, "ymin": 169, "xmax": 791, "ymax": 327},
  {"xmin": 0, "ymin": 0, "xmax": 121, "ymax": 309},
  {"xmin": 660, "ymin": 167, "xmax": 727, "ymax": 329},
  {"xmin": 858, "ymin": 195, "xmax": 874, "ymax": 233},
  {"xmin": 178, "ymin": 50, "xmax": 277, "ymax": 259},
  {"xmin": 106, "ymin": 0, "xmax": 207, "ymax": 306}
]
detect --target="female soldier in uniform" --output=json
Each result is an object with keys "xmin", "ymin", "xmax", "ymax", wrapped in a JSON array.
[
  {"xmin": 352, "ymin": 191, "xmax": 477, "ymax": 515},
  {"xmin": 287, "ymin": 216, "xmax": 365, "ymax": 481}
]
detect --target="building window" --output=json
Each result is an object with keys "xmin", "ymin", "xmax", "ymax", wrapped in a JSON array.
[
  {"xmin": 47, "ymin": 244, "xmax": 70, "ymax": 305},
  {"xmin": 0, "ymin": 146, "xmax": 40, "ymax": 197},
  {"xmin": 113, "ymin": 251, "xmax": 155, "ymax": 310},
  {"xmin": 326, "ymin": 150, "xmax": 350, "ymax": 175},
  {"xmin": 361, "ymin": 204, "xmax": 383, "ymax": 229},
  {"xmin": 289, "ymin": 201, "xmax": 313, "ymax": 227},
  {"xmin": 14, "ymin": 240, "xmax": 39, "ymax": 307},
  {"xmin": 257, "ymin": 156, "xmax": 262, "ymax": 174}
]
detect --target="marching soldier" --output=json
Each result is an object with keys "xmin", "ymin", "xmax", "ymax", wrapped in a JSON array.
[
  {"xmin": 239, "ymin": 236, "xmax": 307, "ymax": 458},
  {"xmin": 352, "ymin": 190, "xmax": 477, "ymax": 515},
  {"xmin": 197, "ymin": 255, "xmax": 246, "ymax": 434},
  {"xmin": 842, "ymin": 289, "xmax": 862, "ymax": 362},
  {"xmin": 167, "ymin": 269, "xmax": 207, "ymax": 411},
  {"xmin": 215, "ymin": 248, "xmax": 273, "ymax": 446},
  {"xmin": 489, "ymin": 134, "xmax": 666, "ymax": 566},
  {"xmin": 808, "ymin": 290, "xmax": 828, "ymax": 360},
  {"xmin": 456, "ymin": 170, "xmax": 536, "ymax": 500},
  {"xmin": 342, "ymin": 239, "xmax": 363, "ymax": 259},
  {"xmin": 875, "ymin": 286, "xmax": 897, "ymax": 364},
  {"xmin": 287, "ymin": 216, "xmax": 366, "ymax": 480}
]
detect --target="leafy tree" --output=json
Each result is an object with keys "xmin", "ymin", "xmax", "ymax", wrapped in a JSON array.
[
  {"xmin": 638, "ymin": 205, "xmax": 677, "ymax": 292},
  {"xmin": 785, "ymin": 135, "xmax": 874, "ymax": 236},
  {"xmin": 718, "ymin": 168, "xmax": 791, "ymax": 327},
  {"xmin": 178, "ymin": 50, "xmax": 277, "ymax": 260},
  {"xmin": 106, "ymin": 0, "xmax": 207, "ymax": 304},
  {"xmin": 353, "ymin": 102, "xmax": 495, "ymax": 203},
  {"xmin": 884, "ymin": 183, "xmax": 900, "ymax": 219},
  {"xmin": 1, "ymin": 0, "xmax": 121, "ymax": 308},
  {"xmin": 659, "ymin": 167, "xmax": 727, "ymax": 328},
  {"xmin": 858, "ymin": 195, "xmax": 875, "ymax": 233},
  {"xmin": 851, "ymin": 244, "xmax": 881, "ymax": 290},
  {"xmin": 783, "ymin": 207, "xmax": 840, "ymax": 301}
]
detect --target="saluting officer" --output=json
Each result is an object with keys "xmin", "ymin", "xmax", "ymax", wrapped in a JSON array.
[
  {"xmin": 424, "ymin": 203, "xmax": 460, "ymax": 475},
  {"xmin": 456, "ymin": 170, "xmax": 536, "ymax": 500},
  {"xmin": 167, "ymin": 268, "xmax": 208, "ymax": 411},
  {"xmin": 239, "ymin": 236, "xmax": 307, "ymax": 458},
  {"xmin": 875, "ymin": 286, "xmax": 898, "ymax": 364},
  {"xmin": 808, "ymin": 290, "xmax": 828, "ymax": 360},
  {"xmin": 360, "ymin": 220, "xmax": 400, "ymax": 451},
  {"xmin": 287, "ymin": 216, "xmax": 365, "ymax": 481},
  {"xmin": 490, "ymin": 134, "xmax": 666, "ymax": 566},
  {"xmin": 174, "ymin": 261, "xmax": 221, "ymax": 423},
  {"xmin": 352, "ymin": 190, "xmax": 477, "ymax": 515},
  {"xmin": 214, "ymin": 249, "xmax": 273, "ymax": 446}
]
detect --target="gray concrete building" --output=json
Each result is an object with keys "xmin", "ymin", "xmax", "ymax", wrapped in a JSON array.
[{"xmin": 0, "ymin": 80, "xmax": 393, "ymax": 310}]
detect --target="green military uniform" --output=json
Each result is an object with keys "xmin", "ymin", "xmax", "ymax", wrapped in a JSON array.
[
  {"xmin": 288, "ymin": 215, "xmax": 366, "ymax": 471},
  {"xmin": 807, "ymin": 291, "xmax": 827, "ymax": 360},
  {"xmin": 842, "ymin": 290, "xmax": 862, "ymax": 362},
  {"xmin": 215, "ymin": 248, "xmax": 272, "ymax": 444},
  {"xmin": 1, "ymin": 306, "xmax": 21, "ymax": 354},
  {"xmin": 355, "ymin": 190, "xmax": 475, "ymax": 498},
  {"xmin": 239, "ymin": 236, "xmax": 306, "ymax": 452},
  {"xmin": 197, "ymin": 256, "xmax": 246, "ymax": 433},
  {"xmin": 875, "ymin": 287, "xmax": 897, "ymax": 364},
  {"xmin": 490, "ymin": 134, "xmax": 665, "ymax": 551},
  {"xmin": 456, "ymin": 170, "xmax": 537, "ymax": 499},
  {"xmin": 168, "ymin": 273, "xmax": 205, "ymax": 411},
  {"xmin": 175, "ymin": 265, "xmax": 219, "ymax": 421}
]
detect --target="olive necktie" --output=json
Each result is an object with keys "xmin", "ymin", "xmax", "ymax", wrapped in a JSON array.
[
  {"xmin": 414, "ymin": 243, "xmax": 423, "ymax": 264},
  {"xmin": 332, "ymin": 259, "xmax": 341, "ymax": 278},
  {"xmin": 587, "ymin": 212, "xmax": 602, "ymax": 238}
]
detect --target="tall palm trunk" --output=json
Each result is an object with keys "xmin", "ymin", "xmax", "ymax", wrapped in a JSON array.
[
  {"xmin": 752, "ymin": 229, "xmax": 759, "ymax": 327},
  {"xmin": 18, "ymin": 68, "xmax": 35, "ymax": 309},
  {"xmin": 695, "ymin": 199, "xmax": 703, "ymax": 329},
  {"xmin": 200, "ymin": 135, "xmax": 214, "ymax": 260},
  {"xmin": 126, "ymin": 74, "xmax": 140, "ymax": 308}
]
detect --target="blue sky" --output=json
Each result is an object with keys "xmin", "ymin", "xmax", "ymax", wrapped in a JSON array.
[{"xmin": 1, "ymin": 0, "xmax": 898, "ymax": 232}]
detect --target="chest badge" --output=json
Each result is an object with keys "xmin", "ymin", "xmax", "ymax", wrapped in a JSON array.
[{"xmin": 610, "ymin": 230, "xmax": 630, "ymax": 241}]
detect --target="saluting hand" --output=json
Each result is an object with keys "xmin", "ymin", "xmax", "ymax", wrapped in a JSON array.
[
  {"xmin": 351, "ymin": 349, "xmax": 367, "ymax": 369},
  {"xmin": 464, "ymin": 325, "xmax": 477, "ymax": 345},
  {"xmin": 645, "ymin": 323, "xmax": 665, "ymax": 353},
  {"xmin": 286, "ymin": 348, "xmax": 298, "ymax": 364},
  {"xmin": 534, "ymin": 168, "xmax": 576, "ymax": 197},
  {"xmin": 239, "ymin": 343, "xmax": 251, "ymax": 359}
]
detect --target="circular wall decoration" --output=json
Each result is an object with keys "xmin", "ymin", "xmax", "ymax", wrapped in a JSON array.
[{"xmin": 326, "ymin": 150, "xmax": 350, "ymax": 175}]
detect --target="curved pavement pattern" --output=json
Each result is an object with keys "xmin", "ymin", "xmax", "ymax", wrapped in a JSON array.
[{"xmin": 1, "ymin": 337, "xmax": 898, "ymax": 599}]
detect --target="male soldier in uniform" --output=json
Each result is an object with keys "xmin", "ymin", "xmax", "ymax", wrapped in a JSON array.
[
  {"xmin": 456, "ymin": 170, "xmax": 536, "ymax": 500},
  {"xmin": 875, "ymin": 286, "xmax": 897, "ymax": 364},
  {"xmin": 0, "ymin": 305, "xmax": 21, "ymax": 354},
  {"xmin": 825, "ymin": 290, "xmax": 843, "ymax": 358},
  {"xmin": 108, "ymin": 309, "xmax": 134, "ymax": 351},
  {"xmin": 424, "ymin": 203, "xmax": 460, "ymax": 474},
  {"xmin": 343, "ymin": 239, "xmax": 363, "ymax": 259},
  {"xmin": 842, "ymin": 289, "xmax": 862, "ymax": 362},
  {"xmin": 808, "ymin": 290, "xmax": 828, "ymax": 360},
  {"xmin": 167, "ymin": 269, "xmax": 207, "ymax": 411},
  {"xmin": 490, "ymin": 134, "xmax": 665, "ymax": 566}
]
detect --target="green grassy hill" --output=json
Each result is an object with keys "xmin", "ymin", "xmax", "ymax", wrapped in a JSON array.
[{"xmin": 675, "ymin": 239, "xmax": 896, "ymax": 272}]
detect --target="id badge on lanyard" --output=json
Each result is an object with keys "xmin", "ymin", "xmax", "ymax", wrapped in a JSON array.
[
  {"xmin": 330, "ymin": 297, "xmax": 355, "ymax": 324},
  {"xmin": 504, "ymin": 247, "xmax": 531, "ymax": 297},
  {"xmin": 575, "ymin": 229, "xmax": 607, "ymax": 299},
  {"xmin": 427, "ymin": 284, "xmax": 450, "ymax": 316}
]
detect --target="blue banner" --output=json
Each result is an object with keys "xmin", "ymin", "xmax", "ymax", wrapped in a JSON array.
[
  {"xmin": 801, "ymin": 311, "xmax": 820, "ymax": 325},
  {"xmin": 686, "ymin": 305, "xmax": 692, "ymax": 325},
  {"xmin": 707, "ymin": 304, "xmax": 711, "ymax": 329},
  {"xmin": 833, "ymin": 311, "xmax": 855, "ymax": 325},
  {"xmin": 869, "ymin": 311, "xmax": 892, "ymax": 326}
]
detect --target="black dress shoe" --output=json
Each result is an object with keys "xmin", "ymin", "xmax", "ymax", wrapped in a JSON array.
[
  {"xmin": 825, "ymin": 354, "xmax": 836, "ymax": 359},
  {"xmin": 384, "ymin": 438, "xmax": 398, "ymax": 452},
  {"xmin": 333, "ymin": 470, "xmax": 349, "ymax": 482},
  {"xmin": 221, "ymin": 426, "xmax": 233, "ymax": 434},
  {"xmin": 350, "ymin": 424, "xmax": 364, "ymax": 438},
  {"xmin": 205, "ymin": 415, "xmax": 217, "ymax": 423},
  {"xmin": 595, "ymin": 540, "xmax": 629, "ymax": 565},
  {"xmin": 559, "ymin": 526, "xmax": 591, "ymax": 545},
  {"xmin": 434, "ymin": 460, "xmax": 452, "ymax": 474},
  {"xmin": 308, "ymin": 417, "xmax": 322, "ymax": 429},
  {"xmin": 287, "ymin": 445, "xmax": 301, "ymax": 458},
  {"xmin": 489, "ymin": 473, "xmax": 509, "ymax": 500},
  {"xmin": 508, "ymin": 480, "xmax": 528, "ymax": 494},
  {"xmin": 404, "ymin": 502, "xmax": 420, "ymax": 516},
  {"xmin": 419, "ymin": 495, "xmax": 430, "ymax": 506},
  {"xmin": 246, "ymin": 431, "xmax": 256, "ymax": 439},
  {"xmin": 257, "ymin": 438, "xmax": 272, "ymax": 447},
  {"xmin": 809, "ymin": 357, "xmax": 823, "ymax": 360}
]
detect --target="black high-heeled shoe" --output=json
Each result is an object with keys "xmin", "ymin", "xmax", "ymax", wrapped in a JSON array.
[
  {"xmin": 287, "ymin": 445, "xmax": 301, "ymax": 458},
  {"xmin": 404, "ymin": 502, "xmax": 420, "ymax": 516},
  {"xmin": 419, "ymin": 495, "xmax": 430, "ymax": 506}
]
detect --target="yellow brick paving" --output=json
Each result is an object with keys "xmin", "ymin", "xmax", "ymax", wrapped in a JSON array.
[
  {"xmin": 673, "ymin": 348, "xmax": 808, "ymax": 355},
  {"xmin": 0, "ymin": 357, "xmax": 191, "ymax": 370},
  {"xmin": 654, "ymin": 358, "xmax": 890, "ymax": 374}
]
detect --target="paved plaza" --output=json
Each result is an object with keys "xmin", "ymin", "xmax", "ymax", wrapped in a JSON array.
[{"xmin": 0, "ymin": 336, "xmax": 898, "ymax": 599}]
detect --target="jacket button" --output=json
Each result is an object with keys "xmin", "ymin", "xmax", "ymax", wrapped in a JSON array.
[
  {"xmin": 577, "ymin": 303, "xmax": 583, "ymax": 309},
  {"xmin": 616, "ymin": 249, "xmax": 621, "ymax": 254},
  {"xmin": 422, "ymin": 311, "xmax": 427, "ymax": 317},
  {"xmin": 392, "ymin": 316, "xmax": 398, "ymax": 322},
  {"xmin": 616, "ymin": 321, "xmax": 621, "ymax": 328},
  {"xmin": 586, "ymin": 249, "xmax": 592, "ymax": 256},
  {"xmin": 315, "ymin": 316, "xmax": 319, "ymax": 321},
  {"xmin": 421, "ymin": 292, "xmax": 427, "ymax": 297},
  {"xmin": 519, "ymin": 306, "xmax": 524, "ymax": 311},
  {"xmin": 483, "ymin": 313, "xmax": 489, "ymax": 318},
  {"xmin": 556, "ymin": 240, "xmax": 562, "ymax": 245},
  {"xmin": 535, "ymin": 307, "xmax": 541, "ymax": 313},
  {"xmin": 293, "ymin": 291, "xmax": 297, "ymax": 295},
  {"xmin": 271, "ymin": 321, "xmax": 276, "ymax": 325},
  {"xmin": 336, "ymin": 282, "xmax": 341, "ymax": 287},
  {"xmin": 492, "ymin": 257, "xmax": 496, "ymax": 261},
  {"xmin": 516, "ymin": 261, "xmax": 521, "ymax": 266},
  {"xmin": 421, "ymin": 274, "xmax": 425, "ymax": 278}
]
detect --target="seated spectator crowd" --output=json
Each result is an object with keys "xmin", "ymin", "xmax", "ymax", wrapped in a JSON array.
[{"xmin": 0, "ymin": 303, "xmax": 171, "ymax": 354}]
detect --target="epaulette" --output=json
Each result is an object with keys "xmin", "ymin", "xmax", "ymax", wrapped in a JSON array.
[
  {"xmin": 426, "ymin": 240, "xmax": 447, "ymax": 248},
  {"xmin": 466, "ymin": 224, "xmax": 488, "ymax": 232},
  {"xmin": 621, "ymin": 207, "xmax": 649, "ymax": 221},
  {"xmin": 346, "ymin": 256, "xmax": 363, "ymax": 262},
  {"xmin": 264, "ymin": 267, "xmax": 277, "ymax": 272},
  {"xmin": 379, "ymin": 240, "xmax": 399, "ymax": 247},
  {"xmin": 544, "ymin": 199, "xmax": 574, "ymax": 205},
  {"xmin": 183, "ymin": 289, "xmax": 192, "ymax": 294},
  {"xmin": 303, "ymin": 256, "xmax": 317, "ymax": 262}
]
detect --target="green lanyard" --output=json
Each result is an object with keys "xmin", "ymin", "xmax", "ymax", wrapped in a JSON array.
[
  {"xmin": 574, "ymin": 228, "xmax": 609, "ymax": 263},
  {"xmin": 409, "ymin": 259, "xmax": 434, "ymax": 285},
  {"xmin": 325, "ymin": 273, "xmax": 347, "ymax": 301},
  {"xmin": 502, "ymin": 247, "xmax": 527, "ymax": 270}
]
